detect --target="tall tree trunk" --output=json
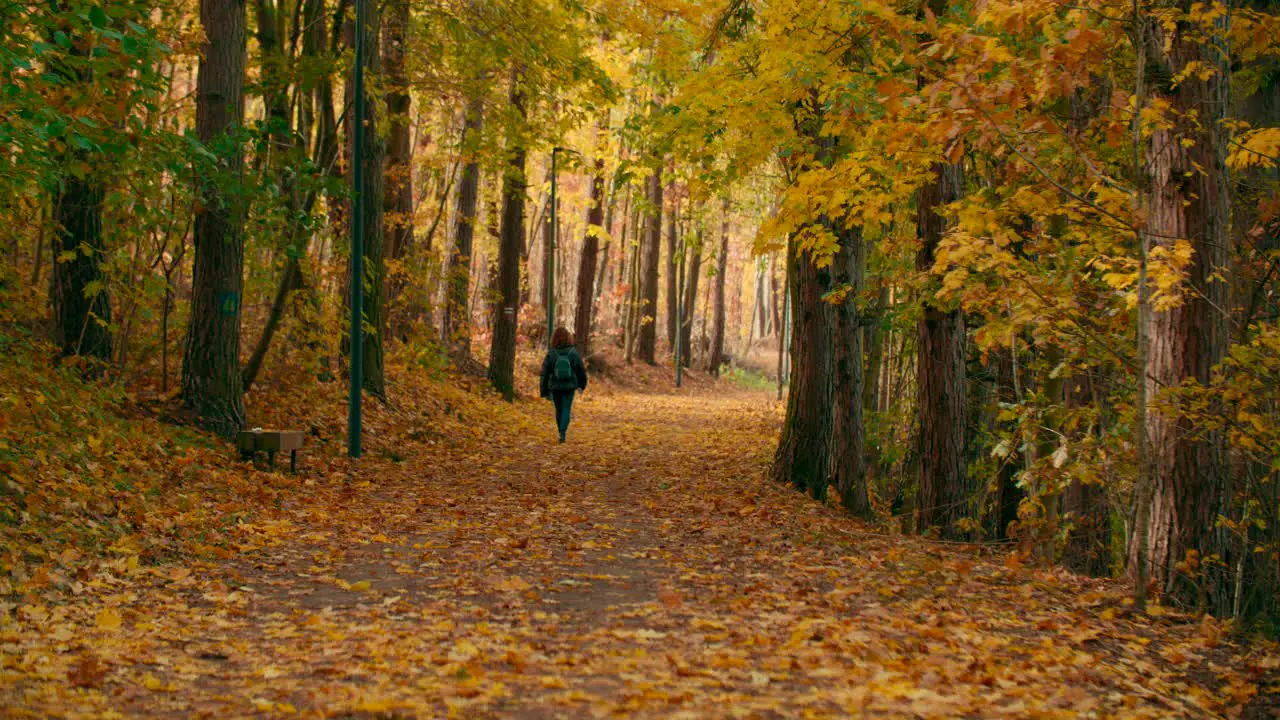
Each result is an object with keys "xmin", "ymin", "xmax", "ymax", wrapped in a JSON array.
[
  {"xmin": 665, "ymin": 191, "xmax": 679, "ymax": 352},
  {"xmin": 829, "ymin": 222, "xmax": 869, "ymax": 518},
  {"xmin": 184, "ymin": 0, "xmax": 248, "ymax": 437},
  {"xmin": 914, "ymin": 161, "xmax": 968, "ymax": 537},
  {"xmin": 680, "ymin": 223, "xmax": 703, "ymax": 368},
  {"xmin": 443, "ymin": 96, "xmax": 483, "ymax": 358},
  {"xmin": 49, "ymin": 21, "xmax": 112, "ymax": 366},
  {"xmin": 773, "ymin": 94, "xmax": 838, "ymax": 501},
  {"xmin": 573, "ymin": 139, "xmax": 606, "ymax": 357},
  {"xmin": 347, "ymin": 1, "xmax": 386, "ymax": 397},
  {"xmin": 1130, "ymin": 9, "xmax": 1231, "ymax": 612},
  {"xmin": 52, "ymin": 177, "xmax": 112, "ymax": 365},
  {"xmin": 488, "ymin": 70, "xmax": 527, "ymax": 401},
  {"xmin": 708, "ymin": 198, "xmax": 730, "ymax": 375},
  {"xmin": 771, "ymin": 233, "xmax": 832, "ymax": 499},
  {"xmin": 636, "ymin": 164, "xmax": 662, "ymax": 364},
  {"xmin": 382, "ymin": 0, "xmax": 414, "ymax": 334}
]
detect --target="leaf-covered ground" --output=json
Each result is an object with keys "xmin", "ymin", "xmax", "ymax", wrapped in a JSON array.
[{"xmin": 3, "ymin": 353, "xmax": 1280, "ymax": 718}]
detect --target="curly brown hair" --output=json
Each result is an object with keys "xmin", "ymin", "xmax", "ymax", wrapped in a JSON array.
[{"xmin": 551, "ymin": 327, "xmax": 573, "ymax": 349}]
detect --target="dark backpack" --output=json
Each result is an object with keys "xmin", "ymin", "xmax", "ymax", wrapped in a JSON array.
[{"xmin": 551, "ymin": 349, "xmax": 576, "ymax": 389}]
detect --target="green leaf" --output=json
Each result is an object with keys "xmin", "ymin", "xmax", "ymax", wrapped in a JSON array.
[{"xmin": 90, "ymin": 6, "xmax": 109, "ymax": 29}]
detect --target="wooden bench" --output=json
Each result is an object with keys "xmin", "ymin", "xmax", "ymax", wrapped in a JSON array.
[{"xmin": 236, "ymin": 429, "xmax": 304, "ymax": 473}]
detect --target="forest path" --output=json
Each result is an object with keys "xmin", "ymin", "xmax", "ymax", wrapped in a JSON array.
[{"xmin": 6, "ymin": 388, "xmax": 1270, "ymax": 718}]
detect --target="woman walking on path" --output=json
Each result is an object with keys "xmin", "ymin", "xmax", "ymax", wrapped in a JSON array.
[{"xmin": 540, "ymin": 327, "xmax": 588, "ymax": 443}]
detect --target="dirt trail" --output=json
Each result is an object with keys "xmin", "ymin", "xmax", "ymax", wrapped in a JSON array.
[{"xmin": 4, "ymin": 389, "xmax": 1274, "ymax": 718}]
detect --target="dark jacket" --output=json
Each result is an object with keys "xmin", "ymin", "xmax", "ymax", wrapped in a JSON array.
[{"xmin": 540, "ymin": 346, "xmax": 588, "ymax": 398}]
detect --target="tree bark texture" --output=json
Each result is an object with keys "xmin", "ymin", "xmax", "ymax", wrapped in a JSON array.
[
  {"xmin": 914, "ymin": 161, "xmax": 968, "ymax": 537},
  {"xmin": 183, "ymin": 0, "xmax": 248, "ymax": 438},
  {"xmin": 636, "ymin": 164, "xmax": 662, "ymax": 364},
  {"xmin": 488, "ymin": 72, "xmax": 527, "ymax": 401},
  {"xmin": 1130, "ymin": 10, "xmax": 1231, "ymax": 611},
  {"xmin": 52, "ymin": 176, "xmax": 112, "ymax": 364},
  {"xmin": 49, "ymin": 18, "xmax": 112, "ymax": 367},
  {"xmin": 829, "ymin": 222, "xmax": 869, "ymax": 518},
  {"xmin": 351, "ymin": 2, "xmax": 386, "ymax": 397},
  {"xmin": 771, "ymin": 233, "xmax": 833, "ymax": 499}
]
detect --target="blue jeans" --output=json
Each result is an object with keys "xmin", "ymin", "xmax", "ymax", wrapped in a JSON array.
[{"xmin": 552, "ymin": 390, "xmax": 575, "ymax": 439}]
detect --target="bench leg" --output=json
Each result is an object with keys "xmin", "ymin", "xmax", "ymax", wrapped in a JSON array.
[
  {"xmin": 290, "ymin": 450, "xmax": 297, "ymax": 474},
  {"xmin": 268, "ymin": 450, "xmax": 276, "ymax": 468}
]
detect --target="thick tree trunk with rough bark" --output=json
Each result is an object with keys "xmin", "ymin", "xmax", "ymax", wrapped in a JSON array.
[
  {"xmin": 914, "ymin": 161, "xmax": 968, "ymax": 537},
  {"xmin": 708, "ymin": 198, "xmax": 730, "ymax": 375},
  {"xmin": 443, "ymin": 97, "xmax": 484, "ymax": 358},
  {"xmin": 53, "ymin": 176, "xmax": 112, "ymax": 364},
  {"xmin": 636, "ymin": 165, "xmax": 662, "ymax": 364},
  {"xmin": 574, "ymin": 150, "xmax": 606, "ymax": 357},
  {"xmin": 829, "ymin": 222, "xmax": 869, "ymax": 518},
  {"xmin": 1129, "ymin": 10, "xmax": 1231, "ymax": 611},
  {"xmin": 49, "ymin": 18, "xmax": 112, "ymax": 367},
  {"xmin": 183, "ymin": 0, "xmax": 247, "ymax": 438},
  {"xmin": 488, "ymin": 72, "xmax": 527, "ymax": 401},
  {"xmin": 771, "ymin": 233, "xmax": 832, "ymax": 499}
]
